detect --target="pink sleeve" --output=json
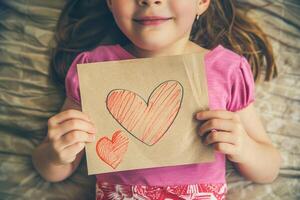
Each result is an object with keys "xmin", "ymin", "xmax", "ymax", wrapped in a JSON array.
[
  {"xmin": 65, "ymin": 52, "xmax": 89, "ymax": 105},
  {"xmin": 226, "ymin": 56, "xmax": 255, "ymax": 112}
]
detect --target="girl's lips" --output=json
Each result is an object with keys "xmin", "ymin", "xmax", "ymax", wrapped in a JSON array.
[{"xmin": 134, "ymin": 16, "xmax": 173, "ymax": 26}]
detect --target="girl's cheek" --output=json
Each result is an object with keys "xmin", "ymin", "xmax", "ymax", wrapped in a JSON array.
[
  {"xmin": 170, "ymin": 2, "xmax": 197, "ymax": 25},
  {"xmin": 110, "ymin": 7, "xmax": 134, "ymax": 34},
  {"xmin": 110, "ymin": 1, "xmax": 135, "ymax": 22}
]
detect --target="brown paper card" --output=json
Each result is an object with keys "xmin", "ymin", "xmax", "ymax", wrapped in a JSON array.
[{"xmin": 77, "ymin": 52, "xmax": 214, "ymax": 175}]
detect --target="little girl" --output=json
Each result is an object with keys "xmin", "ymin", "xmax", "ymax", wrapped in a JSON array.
[{"xmin": 32, "ymin": 0, "xmax": 281, "ymax": 199}]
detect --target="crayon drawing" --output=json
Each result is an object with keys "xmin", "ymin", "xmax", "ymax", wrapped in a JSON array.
[
  {"xmin": 106, "ymin": 80, "xmax": 183, "ymax": 146},
  {"xmin": 96, "ymin": 130, "xmax": 129, "ymax": 169}
]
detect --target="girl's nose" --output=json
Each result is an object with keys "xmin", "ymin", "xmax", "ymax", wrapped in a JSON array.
[{"xmin": 137, "ymin": 0, "xmax": 162, "ymax": 6}]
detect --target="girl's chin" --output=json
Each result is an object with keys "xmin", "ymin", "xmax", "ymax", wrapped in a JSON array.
[{"xmin": 134, "ymin": 41, "xmax": 174, "ymax": 52}]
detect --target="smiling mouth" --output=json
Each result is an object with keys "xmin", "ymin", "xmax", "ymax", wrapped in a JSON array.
[{"xmin": 133, "ymin": 17, "xmax": 173, "ymax": 26}]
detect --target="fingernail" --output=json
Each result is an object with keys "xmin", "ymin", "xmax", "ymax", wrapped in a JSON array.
[
  {"xmin": 91, "ymin": 134, "xmax": 96, "ymax": 141},
  {"xmin": 87, "ymin": 115, "xmax": 92, "ymax": 121},
  {"xmin": 196, "ymin": 112, "xmax": 202, "ymax": 119}
]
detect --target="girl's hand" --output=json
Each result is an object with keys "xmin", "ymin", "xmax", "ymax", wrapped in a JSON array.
[
  {"xmin": 46, "ymin": 109, "xmax": 96, "ymax": 165},
  {"xmin": 196, "ymin": 110, "xmax": 255, "ymax": 163}
]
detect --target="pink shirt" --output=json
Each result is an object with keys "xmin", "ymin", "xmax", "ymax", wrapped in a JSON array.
[{"xmin": 65, "ymin": 44, "xmax": 255, "ymax": 186}]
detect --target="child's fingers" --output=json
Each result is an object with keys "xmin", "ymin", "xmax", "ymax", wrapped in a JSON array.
[
  {"xmin": 198, "ymin": 119, "xmax": 234, "ymax": 136},
  {"xmin": 62, "ymin": 142, "xmax": 86, "ymax": 160},
  {"xmin": 212, "ymin": 142, "xmax": 236, "ymax": 155},
  {"xmin": 61, "ymin": 119, "xmax": 96, "ymax": 134},
  {"xmin": 54, "ymin": 131, "xmax": 95, "ymax": 150},
  {"xmin": 48, "ymin": 109, "xmax": 92, "ymax": 128},
  {"xmin": 204, "ymin": 131, "xmax": 236, "ymax": 145},
  {"xmin": 196, "ymin": 110, "xmax": 240, "ymax": 122},
  {"xmin": 48, "ymin": 119, "xmax": 96, "ymax": 140}
]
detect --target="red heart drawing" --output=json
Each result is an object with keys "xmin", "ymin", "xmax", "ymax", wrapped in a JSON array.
[
  {"xmin": 96, "ymin": 130, "xmax": 129, "ymax": 169},
  {"xmin": 106, "ymin": 80, "xmax": 183, "ymax": 146}
]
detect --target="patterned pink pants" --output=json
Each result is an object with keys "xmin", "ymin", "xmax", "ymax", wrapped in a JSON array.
[{"xmin": 96, "ymin": 181, "xmax": 227, "ymax": 200}]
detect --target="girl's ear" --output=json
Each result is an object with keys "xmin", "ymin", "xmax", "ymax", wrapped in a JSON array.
[
  {"xmin": 197, "ymin": 0, "xmax": 210, "ymax": 15},
  {"xmin": 106, "ymin": 0, "xmax": 112, "ymax": 11}
]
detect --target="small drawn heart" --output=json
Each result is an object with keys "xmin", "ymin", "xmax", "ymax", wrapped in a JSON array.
[
  {"xmin": 106, "ymin": 80, "xmax": 183, "ymax": 146},
  {"xmin": 96, "ymin": 130, "xmax": 129, "ymax": 169}
]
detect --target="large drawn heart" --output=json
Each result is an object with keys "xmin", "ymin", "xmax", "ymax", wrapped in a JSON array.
[
  {"xmin": 96, "ymin": 130, "xmax": 129, "ymax": 169},
  {"xmin": 106, "ymin": 80, "xmax": 183, "ymax": 146}
]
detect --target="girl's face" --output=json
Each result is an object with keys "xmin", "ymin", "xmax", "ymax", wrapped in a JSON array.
[{"xmin": 106, "ymin": 0, "xmax": 210, "ymax": 52}]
